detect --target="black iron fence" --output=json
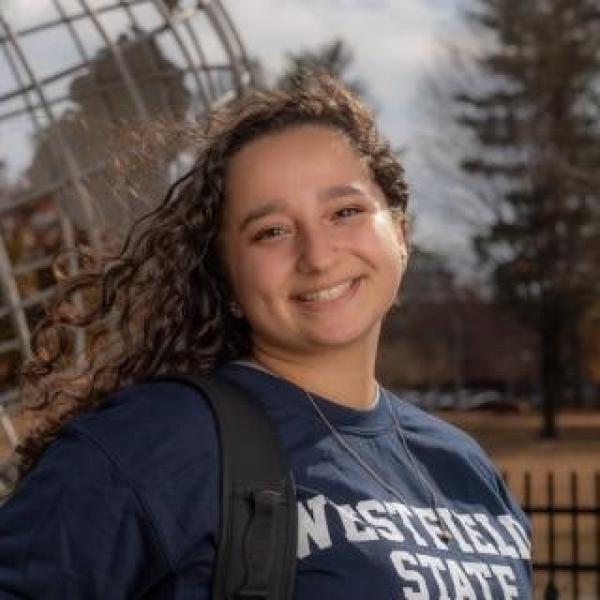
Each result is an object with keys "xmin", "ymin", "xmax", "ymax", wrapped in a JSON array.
[{"xmin": 503, "ymin": 471, "xmax": 600, "ymax": 600}]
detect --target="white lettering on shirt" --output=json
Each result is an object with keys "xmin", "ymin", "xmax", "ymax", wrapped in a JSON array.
[
  {"xmin": 474, "ymin": 514, "xmax": 519, "ymax": 558},
  {"xmin": 413, "ymin": 507, "xmax": 450, "ymax": 550},
  {"xmin": 386, "ymin": 502, "xmax": 428, "ymax": 546},
  {"xmin": 455, "ymin": 513, "xmax": 498, "ymax": 555},
  {"xmin": 498, "ymin": 515, "xmax": 531, "ymax": 559},
  {"xmin": 335, "ymin": 503, "xmax": 379, "ymax": 542},
  {"xmin": 356, "ymin": 499, "xmax": 404, "ymax": 542},
  {"xmin": 297, "ymin": 495, "xmax": 332, "ymax": 559},
  {"xmin": 446, "ymin": 559, "xmax": 478, "ymax": 600},
  {"xmin": 463, "ymin": 561, "xmax": 494, "ymax": 600},
  {"xmin": 491, "ymin": 564, "xmax": 520, "ymax": 599},
  {"xmin": 390, "ymin": 550, "xmax": 429, "ymax": 600},
  {"xmin": 416, "ymin": 553, "xmax": 450, "ymax": 599}
]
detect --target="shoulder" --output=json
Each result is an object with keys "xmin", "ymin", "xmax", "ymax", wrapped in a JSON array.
[
  {"xmin": 1, "ymin": 378, "xmax": 224, "ymax": 586},
  {"xmin": 67, "ymin": 379, "xmax": 219, "ymax": 486},
  {"xmin": 386, "ymin": 389, "xmax": 530, "ymax": 532},
  {"xmin": 386, "ymin": 389, "xmax": 477, "ymax": 443},
  {"xmin": 384, "ymin": 389, "xmax": 500, "ymax": 487}
]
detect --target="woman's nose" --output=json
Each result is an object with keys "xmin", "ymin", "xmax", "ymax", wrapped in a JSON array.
[{"xmin": 296, "ymin": 225, "xmax": 338, "ymax": 274}]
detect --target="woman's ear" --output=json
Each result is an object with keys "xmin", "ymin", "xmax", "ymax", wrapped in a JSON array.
[{"xmin": 392, "ymin": 209, "xmax": 410, "ymax": 265}]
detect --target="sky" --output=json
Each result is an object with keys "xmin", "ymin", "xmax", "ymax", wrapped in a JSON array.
[{"xmin": 224, "ymin": 0, "xmax": 454, "ymax": 142}]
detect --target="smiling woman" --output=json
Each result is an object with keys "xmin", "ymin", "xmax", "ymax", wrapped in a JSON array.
[{"xmin": 0, "ymin": 75, "xmax": 532, "ymax": 599}]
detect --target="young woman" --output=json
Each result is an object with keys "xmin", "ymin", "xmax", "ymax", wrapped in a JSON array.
[{"xmin": 0, "ymin": 75, "xmax": 532, "ymax": 598}]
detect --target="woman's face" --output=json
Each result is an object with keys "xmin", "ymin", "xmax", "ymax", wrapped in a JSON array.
[{"xmin": 220, "ymin": 125, "xmax": 407, "ymax": 359}]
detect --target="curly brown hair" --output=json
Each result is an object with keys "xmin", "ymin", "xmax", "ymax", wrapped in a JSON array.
[{"xmin": 17, "ymin": 73, "xmax": 409, "ymax": 477}]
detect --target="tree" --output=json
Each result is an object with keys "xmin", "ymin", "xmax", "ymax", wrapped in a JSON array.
[
  {"xmin": 454, "ymin": 0, "xmax": 600, "ymax": 436},
  {"xmin": 276, "ymin": 38, "xmax": 368, "ymax": 99}
]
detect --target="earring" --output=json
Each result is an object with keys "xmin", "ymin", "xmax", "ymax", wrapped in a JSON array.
[
  {"xmin": 399, "ymin": 252, "xmax": 408, "ymax": 272},
  {"xmin": 229, "ymin": 301, "xmax": 243, "ymax": 319}
]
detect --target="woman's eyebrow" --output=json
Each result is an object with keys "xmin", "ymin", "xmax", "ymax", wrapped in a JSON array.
[
  {"xmin": 318, "ymin": 183, "xmax": 369, "ymax": 201},
  {"xmin": 239, "ymin": 184, "xmax": 370, "ymax": 232},
  {"xmin": 239, "ymin": 200, "xmax": 286, "ymax": 232}
]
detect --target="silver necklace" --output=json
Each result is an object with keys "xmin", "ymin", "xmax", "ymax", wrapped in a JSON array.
[
  {"xmin": 303, "ymin": 388, "xmax": 452, "ymax": 543},
  {"xmin": 233, "ymin": 360, "xmax": 452, "ymax": 541}
]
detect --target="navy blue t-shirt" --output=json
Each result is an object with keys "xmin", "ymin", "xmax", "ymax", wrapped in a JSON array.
[{"xmin": 0, "ymin": 363, "xmax": 532, "ymax": 598}]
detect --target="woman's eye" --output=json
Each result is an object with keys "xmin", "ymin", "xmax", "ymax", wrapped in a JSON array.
[
  {"xmin": 254, "ymin": 225, "xmax": 287, "ymax": 241},
  {"xmin": 335, "ymin": 206, "xmax": 364, "ymax": 220}
]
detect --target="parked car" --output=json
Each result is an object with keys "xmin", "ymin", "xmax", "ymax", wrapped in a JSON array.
[{"xmin": 398, "ymin": 389, "xmax": 520, "ymax": 413}]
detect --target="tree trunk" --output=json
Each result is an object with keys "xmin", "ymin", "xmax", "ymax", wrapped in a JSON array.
[
  {"xmin": 569, "ymin": 319, "xmax": 584, "ymax": 407},
  {"xmin": 540, "ymin": 298, "xmax": 564, "ymax": 438}
]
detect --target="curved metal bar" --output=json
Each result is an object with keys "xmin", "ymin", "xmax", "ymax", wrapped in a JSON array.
[
  {"xmin": 113, "ymin": 1, "xmax": 173, "ymax": 118},
  {"xmin": 0, "ymin": 64, "xmax": 230, "ymax": 123},
  {"xmin": 0, "ymin": 0, "xmax": 149, "ymax": 44},
  {"xmin": 0, "ymin": 286, "xmax": 58, "ymax": 319},
  {"xmin": 52, "ymin": 0, "xmax": 107, "ymax": 116},
  {"xmin": 0, "ymin": 36, "xmax": 63, "ymax": 197},
  {"xmin": 0, "ymin": 10, "xmax": 235, "ymax": 109},
  {"xmin": 0, "ymin": 231, "xmax": 30, "ymax": 360},
  {"xmin": 175, "ymin": 4, "xmax": 218, "ymax": 103},
  {"xmin": 0, "ymin": 14, "xmax": 101, "ymax": 251},
  {"xmin": 0, "ymin": 389, "xmax": 19, "ymax": 407},
  {"xmin": 56, "ymin": 204, "xmax": 86, "ymax": 359},
  {"xmin": 212, "ymin": 0, "xmax": 252, "ymax": 80},
  {"xmin": 0, "ymin": 61, "xmax": 85, "ymax": 105},
  {"xmin": 12, "ymin": 255, "xmax": 53, "ymax": 277},
  {"xmin": 0, "ymin": 339, "xmax": 20, "ymax": 353},
  {"xmin": 151, "ymin": 0, "xmax": 210, "ymax": 108},
  {"xmin": 76, "ymin": 0, "xmax": 150, "ymax": 120},
  {"xmin": 200, "ymin": 0, "xmax": 246, "ymax": 96},
  {"xmin": 99, "ymin": 3, "xmax": 193, "ymax": 180},
  {"xmin": 52, "ymin": 0, "xmax": 91, "ymax": 63},
  {"xmin": 0, "ymin": 404, "xmax": 19, "ymax": 448}
]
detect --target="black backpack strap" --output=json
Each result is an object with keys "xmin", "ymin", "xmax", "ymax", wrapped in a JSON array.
[{"xmin": 155, "ymin": 373, "xmax": 297, "ymax": 600}]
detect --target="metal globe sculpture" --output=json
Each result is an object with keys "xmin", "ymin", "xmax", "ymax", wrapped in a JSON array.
[{"xmin": 0, "ymin": 0, "xmax": 254, "ymax": 462}]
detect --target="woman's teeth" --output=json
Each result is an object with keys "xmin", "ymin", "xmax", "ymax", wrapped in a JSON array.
[{"xmin": 298, "ymin": 279, "xmax": 354, "ymax": 302}]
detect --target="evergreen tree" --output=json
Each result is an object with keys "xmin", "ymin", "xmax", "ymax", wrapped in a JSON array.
[
  {"xmin": 277, "ymin": 39, "xmax": 367, "ymax": 99},
  {"xmin": 455, "ymin": 0, "xmax": 600, "ymax": 436}
]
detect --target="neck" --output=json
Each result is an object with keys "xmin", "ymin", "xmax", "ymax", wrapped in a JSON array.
[{"xmin": 250, "ymin": 339, "xmax": 379, "ymax": 411}]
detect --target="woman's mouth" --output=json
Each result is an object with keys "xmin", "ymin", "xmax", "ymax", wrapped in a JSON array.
[{"xmin": 294, "ymin": 278, "xmax": 360, "ymax": 304}]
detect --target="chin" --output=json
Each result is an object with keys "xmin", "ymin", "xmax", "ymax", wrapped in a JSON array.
[
  {"xmin": 302, "ymin": 321, "xmax": 379, "ymax": 351},
  {"xmin": 255, "ymin": 312, "xmax": 384, "ymax": 355}
]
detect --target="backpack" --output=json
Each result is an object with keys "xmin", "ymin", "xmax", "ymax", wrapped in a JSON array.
[{"xmin": 156, "ymin": 373, "xmax": 297, "ymax": 600}]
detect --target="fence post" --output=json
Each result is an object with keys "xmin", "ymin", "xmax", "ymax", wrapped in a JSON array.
[
  {"xmin": 596, "ymin": 472, "xmax": 599, "ymax": 600},
  {"xmin": 544, "ymin": 581, "xmax": 559, "ymax": 600},
  {"xmin": 570, "ymin": 472, "xmax": 579, "ymax": 598},
  {"xmin": 547, "ymin": 472, "xmax": 556, "ymax": 597}
]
